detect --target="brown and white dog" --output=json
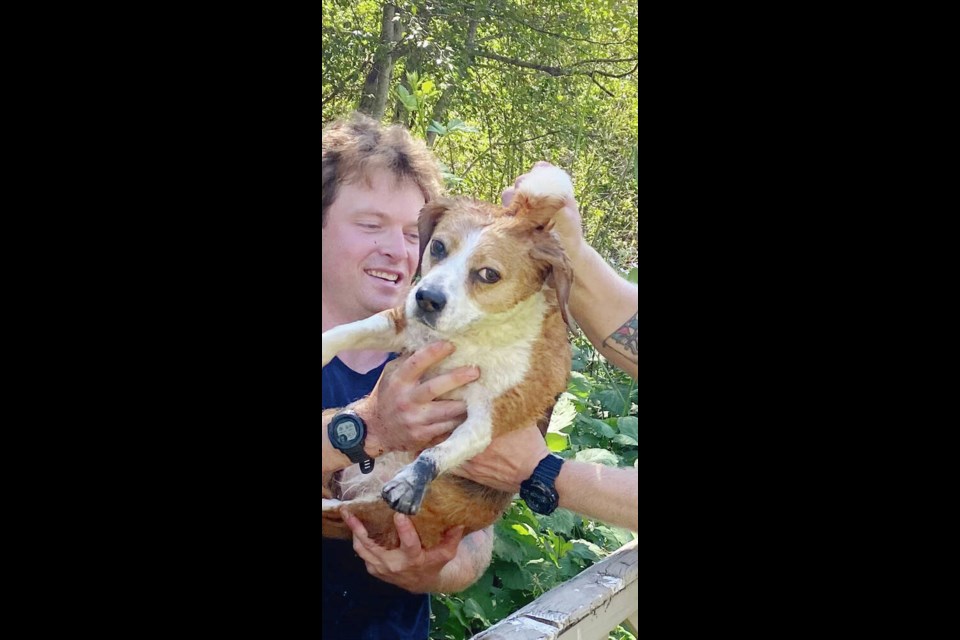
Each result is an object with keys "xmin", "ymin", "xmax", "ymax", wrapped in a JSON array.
[{"xmin": 321, "ymin": 164, "xmax": 574, "ymax": 550}]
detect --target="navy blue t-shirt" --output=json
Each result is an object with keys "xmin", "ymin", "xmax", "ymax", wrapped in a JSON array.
[{"xmin": 322, "ymin": 355, "xmax": 430, "ymax": 640}]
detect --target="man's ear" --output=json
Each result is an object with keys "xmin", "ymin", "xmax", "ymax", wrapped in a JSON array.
[
  {"xmin": 417, "ymin": 199, "xmax": 450, "ymax": 277},
  {"xmin": 530, "ymin": 239, "xmax": 576, "ymax": 332}
]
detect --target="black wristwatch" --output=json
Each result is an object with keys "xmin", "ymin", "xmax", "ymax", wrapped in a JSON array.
[
  {"xmin": 520, "ymin": 453, "xmax": 564, "ymax": 515},
  {"xmin": 328, "ymin": 409, "xmax": 375, "ymax": 474}
]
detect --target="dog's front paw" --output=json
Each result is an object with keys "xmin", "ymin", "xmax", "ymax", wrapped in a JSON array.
[{"xmin": 381, "ymin": 459, "xmax": 437, "ymax": 515}]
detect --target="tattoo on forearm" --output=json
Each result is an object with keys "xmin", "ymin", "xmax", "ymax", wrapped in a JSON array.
[{"xmin": 602, "ymin": 312, "xmax": 638, "ymax": 364}]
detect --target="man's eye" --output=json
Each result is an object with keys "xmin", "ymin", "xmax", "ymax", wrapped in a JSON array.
[
  {"xmin": 405, "ymin": 233, "xmax": 419, "ymax": 243},
  {"xmin": 431, "ymin": 239, "xmax": 446, "ymax": 259},
  {"xmin": 477, "ymin": 268, "xmax": 501, "ymax": 284},
  {"xmin": 358, "ymin": 223, "xmax": 379, "ymax": 230}
]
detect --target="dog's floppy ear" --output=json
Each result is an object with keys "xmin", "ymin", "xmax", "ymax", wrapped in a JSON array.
[
  {"xmin": 530, "ymin": 239, "xmax": 576, "ymax": 332},
  {"xmin": 507, "ymin": 193, "xmax": 567, "ymax": 231},
  {"xmin": 505, "ymin": 164, "xmax": 575, "ymax": 231},
  {"xmin": 416, "ymin": 199, "xmax": 450, "ymax": 278}
]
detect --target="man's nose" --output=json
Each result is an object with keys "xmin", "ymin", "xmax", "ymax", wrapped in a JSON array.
[{"xmin": 378, "ymin": 227, "xmax": 406, "ymax": 258}]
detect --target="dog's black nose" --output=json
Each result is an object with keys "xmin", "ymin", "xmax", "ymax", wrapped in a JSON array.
[{"xmin": 416, "ymin": 288, "xmax": 446, "ymax": 314}]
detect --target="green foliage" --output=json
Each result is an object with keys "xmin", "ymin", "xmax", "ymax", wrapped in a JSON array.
[
  {"xmin": 322, "ymin": 0, "xmax": 638, "ymax": 269},
  {"xmin": 429, "ymin": 335, "xmax": 638, "ymax": 640}
]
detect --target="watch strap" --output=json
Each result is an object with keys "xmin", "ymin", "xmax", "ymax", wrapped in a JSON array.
[{"xmin": 525, "ymin": 453, "xmax": 564, "ymax": 488}]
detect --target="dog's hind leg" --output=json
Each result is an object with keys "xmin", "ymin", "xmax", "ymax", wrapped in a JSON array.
[
  {"xmin": 322, "ymin": 308, "xmax": 404, "ymax": 367},
  {"xmin": 381, "ymin": 401, "xmax": 493, "ymax": 515}
]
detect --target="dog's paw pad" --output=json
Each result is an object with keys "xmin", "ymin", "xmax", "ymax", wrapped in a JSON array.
[
  {"xmin": 381, "ymin": 460, "xmax": 436, "ymax": 515},
  {"xmin": 382, "ymin": 476, "xmax": 424, "ymax": 515}
]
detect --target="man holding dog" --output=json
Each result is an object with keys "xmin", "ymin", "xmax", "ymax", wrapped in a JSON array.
[
  {"xmin": 322, "ymin": 113, "xmax": 494, "ymax": 639},
  {"xmin": 322, "ymin": 113, "xmax": 639, "ymax": 638}
]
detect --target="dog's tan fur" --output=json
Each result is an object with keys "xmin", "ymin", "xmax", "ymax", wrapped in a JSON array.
[{"xmin": 322, "ymin": 176, "xmax": 573, "ymax": 550}]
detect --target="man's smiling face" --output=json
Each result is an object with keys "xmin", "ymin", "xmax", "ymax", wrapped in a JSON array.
[{"xmin": 322, "ymin": 167, "xmax": 424, "ymax": 321}]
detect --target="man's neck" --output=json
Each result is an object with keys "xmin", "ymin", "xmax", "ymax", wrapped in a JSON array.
[{"xmin": 322, "ymin": 298, "xmax": 392, "ymax": 374}]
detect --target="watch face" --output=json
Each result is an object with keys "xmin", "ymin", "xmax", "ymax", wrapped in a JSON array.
[
  {"xmin": 333, "ymin": 417, "xmax": 362, "ymax": 448},
  {"xmin": 522, "ymin": 480, "xmax": 559, "ymax": 515}
]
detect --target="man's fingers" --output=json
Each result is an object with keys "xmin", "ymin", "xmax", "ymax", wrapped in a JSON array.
[
  {"xmin": 428, "ymin": 525, "xmax": 465, "ymax": 563},
  {"xmin": 501, "ymin": 186, "xmax": 516, "ymax": 207},
  {"xmin": 416, "ymin": 367, "xmax": 479, "ymax": 402},
  {"xmin": 395, "ymin": 513, "xmax": 423, "ymax": 554},
  {"xmin": 401, "ymin": 342, "xmax": 456, "ymax": 382},
  {"xmin": 420, "ymin": 399, "xmax": 467, "ymax": 422},
  {"xmin": 344, "ymin": 511, "xmax": 379, "ymax": 561}
]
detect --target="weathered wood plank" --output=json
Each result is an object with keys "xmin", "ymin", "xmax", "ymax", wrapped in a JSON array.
[
  {"xmin": 624, "ymin": 609, "xmax": 639, "ymax": 635},
  {"xmin": 473, "ymin": 539, "xmax": 638, "ymax": 639}
]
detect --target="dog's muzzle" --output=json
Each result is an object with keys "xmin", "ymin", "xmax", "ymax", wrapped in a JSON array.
[{"xmin": 415, "ymin": 288, "xmax": 446, "ymax": 328}]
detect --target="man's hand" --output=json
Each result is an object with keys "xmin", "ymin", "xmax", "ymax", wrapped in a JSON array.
[
  {"xmin": 355, "ymin": 341, "xmax": 480, "ymax": 456},
  {"xmin": 343, "ymin": 510, "xmax": 464, "ymax": 594},
  {"xmin": 454, "ymin": 424, "xmax": 549, "ymax": 493},
  {"xmin": 502, "ymin": 161, "xmax": 586, "ymax": 263}
]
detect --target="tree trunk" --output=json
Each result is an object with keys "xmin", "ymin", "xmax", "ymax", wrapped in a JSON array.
[{"xmin": 358, "ymin": 3, "xmax": 400, "ymax": 119}]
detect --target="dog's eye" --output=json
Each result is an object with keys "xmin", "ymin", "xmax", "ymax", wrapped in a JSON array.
[
  {"xmin": 430, "ymin": 239, "xmax": 446, "ymax": 260},
  {"xmin": 477, "ymin": 268, "xmax": 501, "ymax": 284}
]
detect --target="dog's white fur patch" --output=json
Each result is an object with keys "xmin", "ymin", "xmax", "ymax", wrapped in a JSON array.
[
  {"xmin": 403, "ymin": 290, "xmax": 547, "ymax": 397},
  {"xmin": 516, "ymin": 165, "xmax": 574, "ymax": 199},
  {"xmin": 407, "ymin": 230, "xmax": 485, "ymax": 334}
]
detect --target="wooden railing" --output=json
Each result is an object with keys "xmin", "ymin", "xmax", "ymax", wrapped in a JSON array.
[{"xmin": 472, "ymin": 538, "xmax": 638, "ymax": 639}]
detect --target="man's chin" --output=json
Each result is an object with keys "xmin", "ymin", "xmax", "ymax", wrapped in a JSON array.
[{"xmin": 363, "ymin": 290, "xmax": 407, "ymax": 314}]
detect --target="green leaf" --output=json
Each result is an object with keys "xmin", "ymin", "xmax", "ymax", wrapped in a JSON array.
[
  {"xmin": 537, "ymin": 508, "xmax": 579, "ymax": 536},
  {"xmin": 496, "ymin": 562, "xmax": 530, "ymax": 590},
  {"xmin": 575, "ymin": 448, "xmax": 620, "ymax": 467},
  {"xmin": 545, "ymin": 432, "xmax": 568, "ymax": 452},
  {"xmin": 617, "ymin": 416, "xmax": 638, "ymax": 442},
  {"xmin": 592, "ymin": 383, "xmax": 632, "ymax": 416},
  {"xmin": 576, "ymin": 414, "xmax": 616, "ymax": 439},
  {"xmin": 462, "ymin": 598, "xmax": 490, "ymax": 626},
  {"xmin": 568, "ymin": 431, "xmax": 600, "ymax": 448},
  {"xmin": 567, "ymin": 371, "xmax": 592, "ymax": 398},
  {"xmin": 492, "ymin": 534, "xmax": 527, "ymax": 565},
  {"xmin": 568, "ymin": 539, "xmax": 604, "ymax": 562},
  {"xmin": 397, "ymin": 85, "xmax": 418, "ymax": 111}
]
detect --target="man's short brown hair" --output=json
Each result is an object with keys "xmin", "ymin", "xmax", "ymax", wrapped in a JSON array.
[{"xmin": 322, "ymin": 113, "xmax": 443, "ymax": 227}]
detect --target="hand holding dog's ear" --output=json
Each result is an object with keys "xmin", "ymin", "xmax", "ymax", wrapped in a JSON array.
[
  {"xmin": 345, "ymin": 510, "xmax": 464, "ymax": 594},
  {"xmin": 503, "ymin": 161, "xmax": 586, "ymax": 263},
  {"xmin": 357, "ymin": 341, "xmax": 479, "ymax": 456}
]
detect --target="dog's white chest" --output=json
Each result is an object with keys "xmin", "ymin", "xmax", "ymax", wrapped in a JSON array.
[{"xmin": 401, "ymin": 291, "xmax": 549, "ymax": 398}]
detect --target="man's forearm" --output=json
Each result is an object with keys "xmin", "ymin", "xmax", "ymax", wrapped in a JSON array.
[
  {"xmin": 556, "ymin": 462, "xmax": 638, "ymax": 532},
  {"xmin": 431, "ymin": 527, "xmax": 493, "ymax": 594},
  {"xmin": 567, "ymin": 245, "xmax": 638, "ymax": 380}
]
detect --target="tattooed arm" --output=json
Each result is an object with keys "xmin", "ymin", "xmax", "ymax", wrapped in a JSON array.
[
  {"xmin": 565, "ymin": 248, "xmax": 639, "ymax": 381},
  {"xmin": 505, "ymin": 162, "xmax": 638, "ymax": 381}
]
